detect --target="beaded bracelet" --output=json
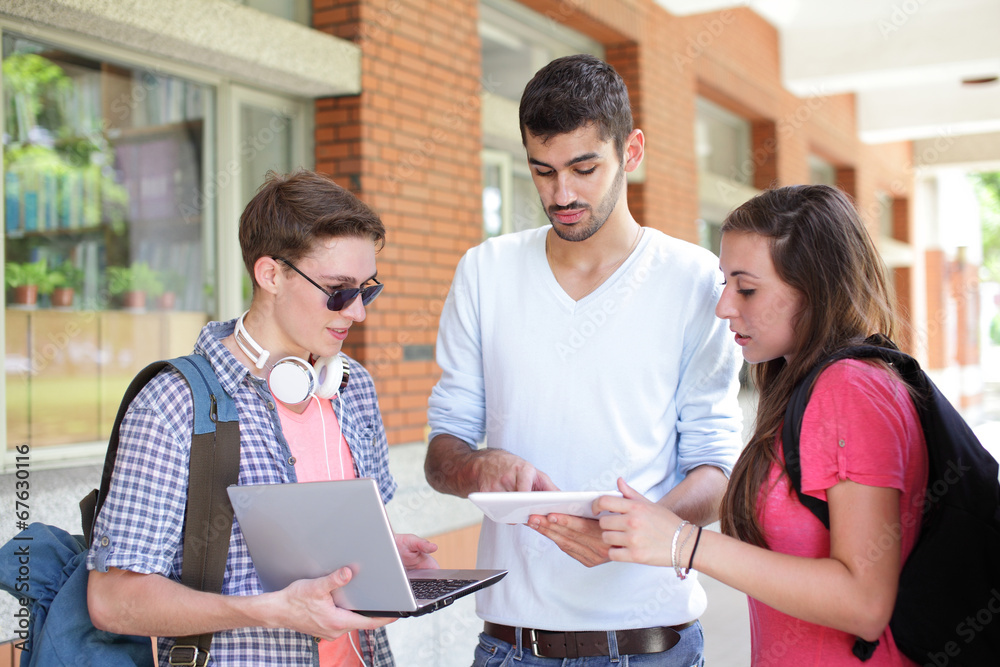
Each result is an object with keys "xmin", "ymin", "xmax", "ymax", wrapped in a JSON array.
[
  {"xmin": 672, "ymin": 521, "xmax": 696, "ymax": 579},
  {"xmin": 670, "ymin": 520, "xmax": 691, "ymax": 577}
]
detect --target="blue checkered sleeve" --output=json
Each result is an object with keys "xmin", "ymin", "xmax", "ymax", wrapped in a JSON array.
[{"xmin": 87, "ymin": 367, "xmax": 194, "ymax": 577}]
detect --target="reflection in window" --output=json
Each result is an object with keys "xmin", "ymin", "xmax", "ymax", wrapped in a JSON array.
[
  {"xmin": 695, "ymin": 98, "xmax": 751, "ymax": 186},
  {"xmin": 696, "ymin": 97, "xmax": 754, "ymax": 255},
  {"xmin": 878, "ymin": 191, "xmax": 894, "ymax": 239},
  {"xmin": 239, "ymin": 0, "xmax": 311, "ymax": 25},
  {"xmin": 237, "ymin": 102, "xmax": 297, "ymax": 310},
  {"xmin": 483, "ymin": 185, "xmax": 503, "ymax": 238},
  {"xmin": 3, "ymin": 34, "xmax": 213, "ymax": 450},
  {"xmin": 809, "ymin": 154, "xmax": 836, "ymax": 186},
  {"xmin": 239, "ymin": 104, "xmax": 294, "ymax": 203}
]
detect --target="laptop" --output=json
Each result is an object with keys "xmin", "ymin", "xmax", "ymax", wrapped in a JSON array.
[{"xmin": 227, "ymin": 478, "xmax": 507, "ymax": 617}]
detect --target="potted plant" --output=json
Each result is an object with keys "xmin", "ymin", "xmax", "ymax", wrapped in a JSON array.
[
  {"xmin": 157, "ymin": 270, "xmax": 185, "ymax": 310},
  {"xmin": 5, "ymin": 259, "xmax": 49, "ymax": 307},
  {"xmin": 48, "ymin": 260, "xmax": 84, "ymax": 308},
  {"xmin": 108, "ymin": 261, "xmax": 163, "ymax": 311}
]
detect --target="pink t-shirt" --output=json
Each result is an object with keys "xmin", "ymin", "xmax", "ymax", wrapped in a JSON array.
[
  {"xmin": 277, "ymin": 396, "xmax": 357, "ymax": 484},
  {"xmin": 276, "ymin": 397, "xmax": 362, "ymax": 667},
  {"xmin": 749, "ymin": 359, "xmax": 927, "ymax": 667}
]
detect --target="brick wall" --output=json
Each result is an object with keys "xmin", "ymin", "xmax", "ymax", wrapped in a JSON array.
[
  {"xmin": 953, "ymin": 255, "xmax": 981, "ymax": 368},
  {"xmin": 314, "ymin": 0, "xmax": 483, "ymax": 444},
  {"xmin": 926, "ymin": 248, "xmax": 947, "ymax": 369}
]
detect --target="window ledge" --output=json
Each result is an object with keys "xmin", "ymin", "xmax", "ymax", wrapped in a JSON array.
[
  {"xmin": 4, "ymin": 441, "xmax": 106, "ymax": 474},
  {"xmin": 2, "ymin": 0, "xmax": 360, "ymax": 98}
]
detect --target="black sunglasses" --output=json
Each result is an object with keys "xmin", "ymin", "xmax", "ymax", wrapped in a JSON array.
[{"xmin": 273, "ymin": 257, "xmax": 384, "ymax": 312}]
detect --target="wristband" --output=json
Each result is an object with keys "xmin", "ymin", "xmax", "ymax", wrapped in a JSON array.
[{"xmin": 684, "ymin": 526, "xmax": 703, "ymax": 576}]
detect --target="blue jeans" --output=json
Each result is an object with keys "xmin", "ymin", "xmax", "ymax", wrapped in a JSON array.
[{"xmin": 471, "ymin": 623, "xmax": 705, "ymax": 667}]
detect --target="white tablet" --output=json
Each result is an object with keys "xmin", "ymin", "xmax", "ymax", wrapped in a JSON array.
[{"xmin": 468, "ymin": 490, "xmax": 622, "ymax": 524}]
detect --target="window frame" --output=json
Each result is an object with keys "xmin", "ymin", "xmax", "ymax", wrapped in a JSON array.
[
  {"xmin": 0, "ymin": 19, "xmax": 310, "ymax": 470},
  {"xmin": 695, "ymin": 96, "xmax": 758, "ymax": 254}
]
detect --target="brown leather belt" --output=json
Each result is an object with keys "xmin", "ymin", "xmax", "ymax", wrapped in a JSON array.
[{"xmin": 483, "ymin": 621, "xmax": 697, "ymax": 659}]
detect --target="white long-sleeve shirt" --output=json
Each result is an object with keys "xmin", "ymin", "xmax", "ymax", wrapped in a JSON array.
[{"xmin": 428, "ymin": 226, "xmax": 743, "ymax": 630}]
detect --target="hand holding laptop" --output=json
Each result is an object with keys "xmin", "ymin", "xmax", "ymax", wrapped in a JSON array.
[
  {"xmin": 229, "ymin": 479, "xmax": 507, "ymax": 617},
  {"xmin": 260, "ymin": 565, "xmax": 397, "ymax": 640}
]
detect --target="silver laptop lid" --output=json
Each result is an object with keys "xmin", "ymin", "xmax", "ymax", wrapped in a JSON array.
[{"xmin": 227, "ymin": 478, "xmax": 418, "ymax": 612}]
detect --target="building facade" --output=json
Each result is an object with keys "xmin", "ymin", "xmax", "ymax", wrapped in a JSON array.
[{"xmin": 0, "ymin": 0, "xmax": 989, "ymax": 664}]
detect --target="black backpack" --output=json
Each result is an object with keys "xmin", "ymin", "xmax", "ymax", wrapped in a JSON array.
[{"xmin": 782, "ymin": 334, "xmax": 1000, "ymax": 666}]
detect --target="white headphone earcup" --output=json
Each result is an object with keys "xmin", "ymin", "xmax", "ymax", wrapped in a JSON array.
[
  {"xmin": 313, "ymin": 354, "xmax": 348, "ymax": 400},
  {"xmin": 268, "ymin": 357, "xmax": 317, "ymax": 405}
]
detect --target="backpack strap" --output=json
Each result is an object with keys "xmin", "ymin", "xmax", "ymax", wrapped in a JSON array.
[
  {"xmin": 170, "ymin": 354, "xmax": 241, "ymax": 666},
  {"xmin": 780, "ymin": 334, "xmax": 915, "ymax": 662},
  {"xmin": 781, "ymin": 359, "xmax": 833, "ymax": 528},
  {"xmin": 79, "ymin": 354, "xmax": 240, "ymax": 667},
  {"xmin": 781, "ymin": 333, "xmax": 914, "ymax": 530}
]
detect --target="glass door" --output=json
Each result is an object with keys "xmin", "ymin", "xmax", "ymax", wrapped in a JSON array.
[{"xmin": 216, "ymin": 85, "xmax": 310, "ymax": 320}]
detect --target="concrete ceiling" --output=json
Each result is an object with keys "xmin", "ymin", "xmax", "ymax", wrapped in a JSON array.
[{"xmin": 656, "ymin": 0, "xmax": 1000, "ymax": 166}]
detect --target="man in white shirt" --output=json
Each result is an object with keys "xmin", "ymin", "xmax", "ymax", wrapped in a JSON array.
[{"xmin": 424, "ymin": 55, "xmax": 743, "ymax": 666}]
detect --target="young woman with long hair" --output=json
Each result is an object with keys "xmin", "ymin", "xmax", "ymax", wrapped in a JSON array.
[{"xmin": 596, "ymin": 184, "xmax": 927, "ymax": 666}]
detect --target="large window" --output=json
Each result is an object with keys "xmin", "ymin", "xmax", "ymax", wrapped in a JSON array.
[
  {"xmin": 695, "ymin": 97, "xmax": 756, "ymax": 253},
  {"xmin": 2, "ymin": 30, "xmax": 308, "ymax": 463},
  {"xmin": 809, "ymin": 154, "xmax": 836, "ymax": 186},
  {"xmin": 3, "ymin": 34, "xmax": 214, "ymax": 455},
  {"xmin": 230, "ymin": 86, "xmax": 310, "ymax": 313},
  {"xmin": 696, "ymin": 98, "xmax": 752, "ymax": 187}
]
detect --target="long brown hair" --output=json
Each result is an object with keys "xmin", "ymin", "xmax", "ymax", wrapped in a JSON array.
[{"xmin": 719, "ymin": 185, "xmax": 897, "ymax": 547}]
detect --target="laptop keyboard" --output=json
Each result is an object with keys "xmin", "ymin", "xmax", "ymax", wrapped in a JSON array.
[{"xmin": 410, "ymin": 578, "xmax": 477, "ymax": 599}]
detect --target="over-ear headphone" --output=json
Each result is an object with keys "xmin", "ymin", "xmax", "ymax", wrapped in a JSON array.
[{"xmin": 234, "ymin": 311, "xmax": 350, "ymax": 405}]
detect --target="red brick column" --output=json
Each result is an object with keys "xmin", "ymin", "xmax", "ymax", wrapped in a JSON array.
[
  {"xmin": 751, "ymin": 120, "xmax": 778, "ymax": 190},
  {"xmin": 313, "ymin": 0, "xmax": 483, "ymax": 444},
  {"xmin": 925, "ymin": 248, "xmax": 947, "ymax": 370}
]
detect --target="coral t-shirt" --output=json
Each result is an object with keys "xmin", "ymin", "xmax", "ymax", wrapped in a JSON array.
[
  {"xmin": 749, "ymin": 360, "xmax": 927, "ymax": 667},
  {"xmin": 277, "ymin": 396, "xmax": 363, "ymax": 667}
]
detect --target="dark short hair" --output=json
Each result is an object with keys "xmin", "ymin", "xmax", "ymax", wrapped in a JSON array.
[
  {"xmin": 239, "ymin": 170, "xmax": 386, "ymax": 289},
  {"xmin": 519, "ymin": 54, "xmax": 633, "ymax": 156}
]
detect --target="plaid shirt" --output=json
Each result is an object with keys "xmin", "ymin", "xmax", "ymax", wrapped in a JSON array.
[{"xmin": 87, "ymin": 319, "xmax": 397, "ymax": 666}]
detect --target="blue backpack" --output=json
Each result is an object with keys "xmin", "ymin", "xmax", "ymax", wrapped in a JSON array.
[
  {"xmin": 0, "ymin": 354, "xmax": 240, "ymax": 667},
  {"xmin": 782, "ymin": 335, "xmax": 1000, "ymax": 666}
]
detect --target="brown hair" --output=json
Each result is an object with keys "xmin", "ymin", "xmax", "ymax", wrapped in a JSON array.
[
  {"xmin": 239, "ymin": 169, "xmax": 386, "ymax": 290},
  {"xmin": 519, "ymin": 54, "xmax": 633, "ymax": 156},
  {"xmin": 719, "ymin": 184, "xmax": 898, "ymax": 547}
]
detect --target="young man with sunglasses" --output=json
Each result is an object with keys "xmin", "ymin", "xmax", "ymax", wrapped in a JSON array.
[
  {"xmin": 87, "ymin": 169, "xmax": 437, "ymax": 666},
  {"xmin": 425, "ymin": 55, "xmax": 743, "ymax": 666}
]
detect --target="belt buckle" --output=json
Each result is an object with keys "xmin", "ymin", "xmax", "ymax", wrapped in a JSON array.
[
  {"xmin": 168, "ymin": 645, "xmax": 210, "ymax": 667},
  {"xmin": 528, "ymin": 628, "xmax": 544, "ymax": 658}
]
